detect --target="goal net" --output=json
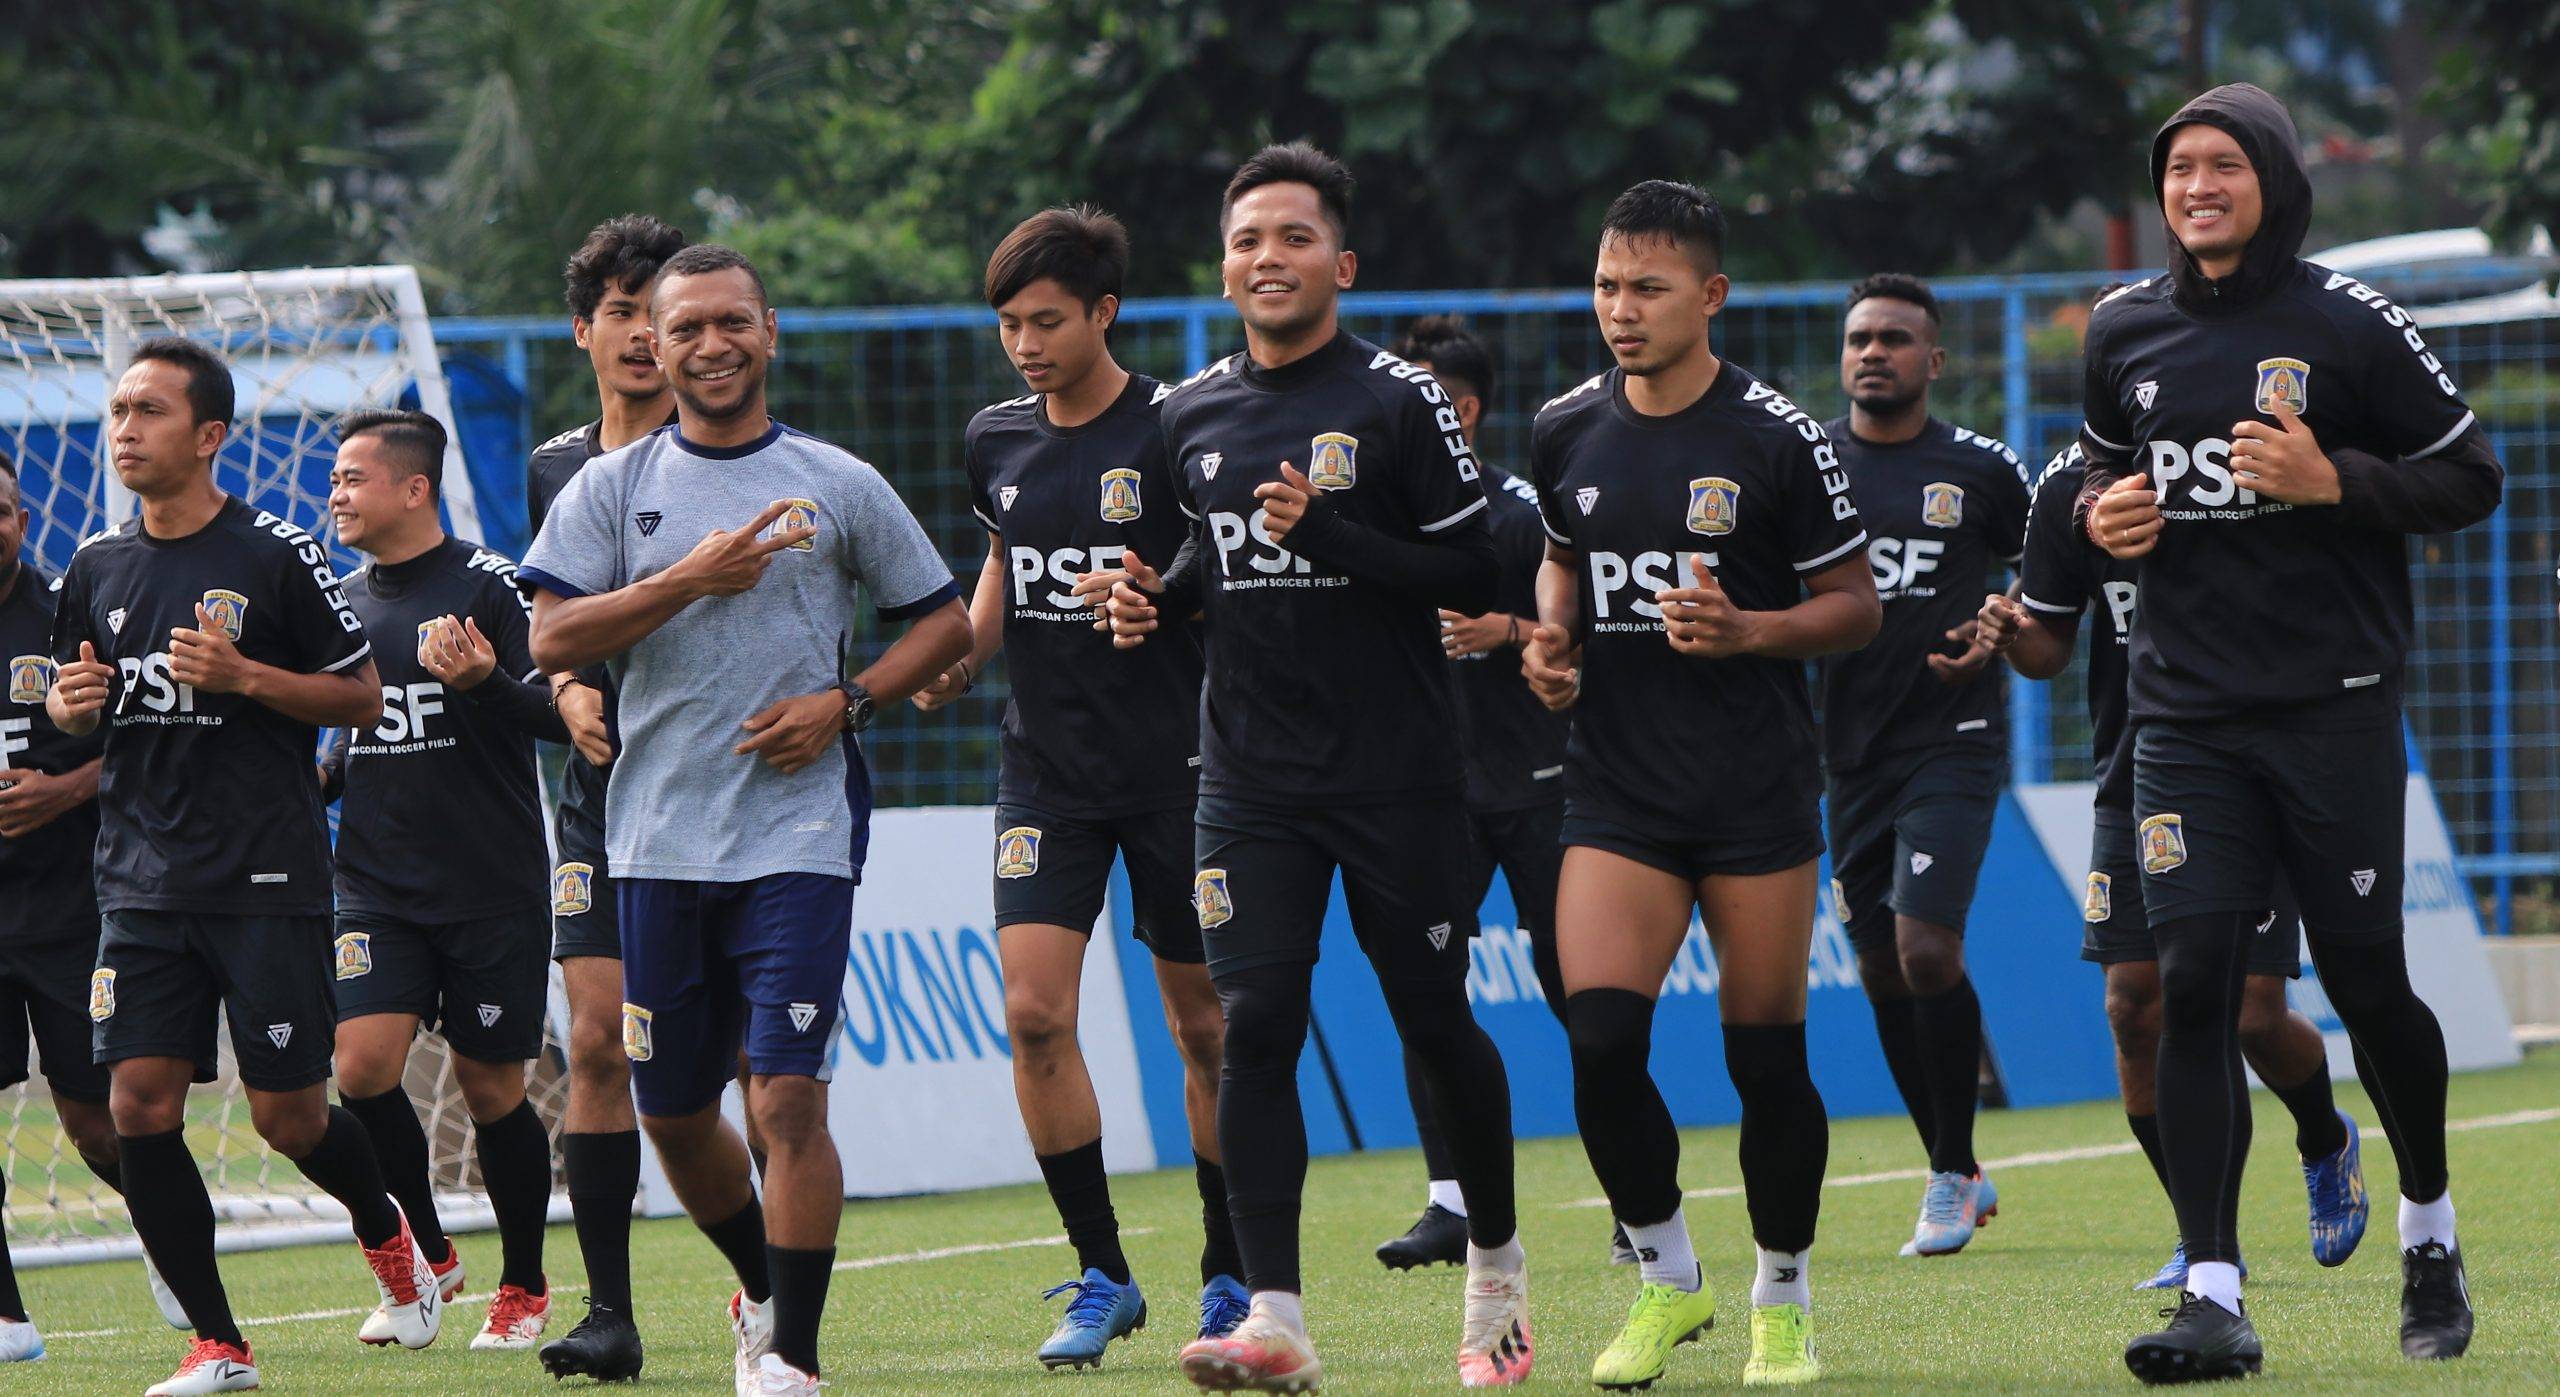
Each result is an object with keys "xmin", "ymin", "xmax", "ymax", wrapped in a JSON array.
[{"xmin": 0, "ymin": 266, "xmax": 569, "ymax": 1265}]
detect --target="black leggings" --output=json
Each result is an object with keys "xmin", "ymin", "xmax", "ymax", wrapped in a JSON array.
[{"xmin": 1216, "ymin": 962, "xmax": 1515, "ymax": 1291}]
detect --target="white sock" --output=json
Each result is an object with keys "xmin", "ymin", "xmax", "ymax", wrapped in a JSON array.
[
  {"xmin": 1467, "ymin": 1233, "xmax": 1525, "ymax": 1275},
  {"xmin": 1751, "ymin": 1247, "xmax": 1810, "ymax": 1310},
  {"xmin": 1428, "ymin": 1178, "xmax": 1469, "ymax": 1217},
  {"xmin": 1623, "ymin": 1208, "xmax": 1701, "ymax": 1292},
  {"xmin": 2187, "ymin": 1261, "xmax": 2244, "ymax": 1315},
  {"xmin": 2399, "ymin": 1191, "xmax": 2457, "ymax": 1252},
  {"xmin": 1249, "ymin": 1290, "xmax": 1305, "ymax": 1335}
]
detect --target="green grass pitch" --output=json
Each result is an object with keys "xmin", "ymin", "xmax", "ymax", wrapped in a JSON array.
[{"xmin": 14, "ymin": 1048, "xmax": 2557, "ymax": 1393}]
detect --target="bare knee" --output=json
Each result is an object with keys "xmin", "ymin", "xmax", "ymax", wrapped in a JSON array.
[
  {"xmin": 333, "ymin": 1039, "xmax": 409, "ymax": 1100},
  {"xmin": 1856, "ymin": 946, "xmax": 1910, "ymax": 1001},
  {"xmin": 250, "ymin": 1091, "xmax": 329, "ymax": 1157},
  {"xmin": 55, "ymin": 1096, "xmax": 119, "ymax": 1163},
  {"xmin": 1895, "ymin": 924, "xmax": 1965, "ymax": 996},
  {"xmin": 2105, "ymin": 973, "xmax": 2165, "ymax": 1059},
  {"xmin": 1166, "ymin": 1003, "xmax": 1225, "ymax": 1077},
  {"xmin": 747, "ymin": 1078, "xmax": 828, "ymax": 1151},
  {"xmin": 568, "ymin": 1013, "xmax": 630, "ymax": 1094},
  {"xmin": 108, "ymin": 1066, "xmax": 190, "ymax": 1137},
  {"xmin": 2235, "ymin": 979, "xmax": 2293, "ymax": 1057},
  {"xmin": 1005, "ymin": 990, "xmax": 1079, "ymax": 1066},
  {"xmin": 454, "ymin": 1058, "xmax": 527, "ymax": 1123}
]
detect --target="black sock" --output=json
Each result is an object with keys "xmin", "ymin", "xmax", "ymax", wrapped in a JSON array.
[
  {"xmin": 475, "ymin": 1101, "xmax": 552, "ymax": 1293},
  {"xmin": 120, "ymin": 1130, "xmax": 241, "ymax": 1347},
  {"xmin": 1725, "ymin": 1022, "xmax": 1829, "ymax": 1253},
  {"xmin": 1866, "ymin": 994, "xmax": 1938, "ymax": 1157},
  {"xmin": 1402, "ymin": 1044, "xmax": 1458, "ymax": 1186},
  {"xmin": 341, "ymin": 1088, "xmax": 448, "ymax": 1262},
  {"xmin": 701, "ymin": 1198, "xmax": 772, "ymax": 1303},
  {"xmin": 2311, "ymin": 937, "xmax": 2451, "ymax": 1200},
  {"xmin": 1388, "ymin": 984, "xmax": 1516, "ymax": 1250},
  {"xmin": 1913, "ymin": 976, "xmax": 1984, "ymax": 1176},
  {"xmin": 1567, "ymin": 989, "xmax": 1682, "ymax": 1225},
  {"xmin": 1195, "ymin": 1155, "xmax": 1242, "ymax": 1284},
  {"xmin": 291, "ymin": 1105, "xmax": 402, "ymax": 1249},
  {"xmin": 766, "ymin": 1243, "xmax": 834, "ymax": 1375},
  {"xmin": 0, "ymin": 1175, "xmax": 21, "ymax": 1321},
  {"xmin": 1035, "ymin": 1140, "xmax": 1129, "ymax": 1284},
  {"xmin": 563, "ymin": 1130, "xmax": 640, "ymax": 1312},
  {"xmin": 1213, "ymin": 962, "xmax": 1316, "ymax": 1293},
  {"xmin": 2265, "ymin": 1061, "xmax": 2347, "ymax": 1159},
  {"xmin": 2127, "ymin": 1112, "xmax": 2174, "ymax": 1200},
  {"xmin": 2154, "ymin": 912, "xmax": 2253, "ymax": 1264}
]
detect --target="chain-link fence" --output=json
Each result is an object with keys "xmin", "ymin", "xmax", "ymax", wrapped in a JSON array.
[{"xmin": 433, "ymin": 272, "xmax": 2556, "ymax": 934}]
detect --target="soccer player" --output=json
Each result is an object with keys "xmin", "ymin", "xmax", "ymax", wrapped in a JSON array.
[
  {"xmin": 1087, "ymin": 144, "xmax": 1532, "ymax": 1390},
  {"xmin": 0, "ymin": 452, "xmax": 117, "ymax": 1362},
  {"xmin": 521, "ymin": 244, "xmax": 970, "ymax": 1395},
  {"xmin": 47, "ymin": 339, "xmax": 440, "ymax": 1396},
  {"xmin": 910, "ymin": 206, "xmax": 1246, "ymax": 1367},
  {"xmin": 1980, "ymin": 444, "xmax": 2367, "ymax": 1293},
  {"xmin": 523, "ymin": 211, "xmax": 686, "ymax": 1382},
  {"xmin": 1518, "ymin": 181, "xmax": 1877, "ymax": 1389},
  {"xmin": 320, "ymin": 410, "xmax": 568, "ymax": 1350},
  {"xmin": 2071, "ymin": 84, "xmax": 2499, "ymax": 1378},
  {"xmin": 1369, "ymin": 315, "xmax": 1574, "ymax": 1274},
  {"xmin": 1815, "ymin": 272, "xmax": 2027, "ymax": 1258}
]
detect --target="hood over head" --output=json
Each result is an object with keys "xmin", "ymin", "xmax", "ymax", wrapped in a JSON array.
[{"xmin": 2150, "ymin": 83, "xmax": 2310, "ymax": 315}]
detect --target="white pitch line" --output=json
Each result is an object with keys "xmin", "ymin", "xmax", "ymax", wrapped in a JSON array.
[
  {"xmin": 45, "ymin": 1227, "xmax": 1147, "ymax": 1344},
  {"xmin": 1562, "ymin": 1104, "xmax": 2560, "ymax": 1209}
]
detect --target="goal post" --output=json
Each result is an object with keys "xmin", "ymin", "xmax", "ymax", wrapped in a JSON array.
[{"xmin": 0, "ymin": 265, "xmax": 562, "ymax": 1267}]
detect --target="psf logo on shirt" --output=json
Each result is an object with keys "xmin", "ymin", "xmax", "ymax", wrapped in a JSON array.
[
  {"xmin": 1687, "ymin": 478, "xmax": 1739, "ymax": 536},
  {"xmin": 2083, "ymin": 871, "xmax": 2113, "ymax": 924},
  {"xmin": 200, "ymin": 589, "xmax": 249, "ymax": 642},
  {"xmin": 334, "ymin": 931, "xmax": 373, "ymax": 980},
  {"xmin": 553, "ymin": 862, "xmax": 595, "ymax": 917},
  {"xmin": 773, "ymin": 498, "xmax": 821, "ymax": 552},
  {"xmin": 995, "ymin": 826, "xmax": 1042, "ymax": 879},
  {"xmin": 2140, "ymin": 814, "xmax": 2188, "ymax": 874},
  {"xmin": 1098, "ymin": 467, "xmax": 1143, "ymax": 522},
  {"xmin": 1922, "ymin": 482, "xmax": 1965, "ymax": 529},
  {"xmin": 2254, "ymin": 357, "xmax": 2310, "ymax": 416},
  {"xmin": 8, "ymin": 655, "xmax": 54, "ymax": 704},
  {"xmin": 1193, "ymin": 868, "xmax": 1235, "ymax": 928},
  {"xmin": 621, "ymin": 1003, "xmax": 653, "ymax": 1061},
  {"xmin": 1307, "ymin": 432, "xmax": 1358, "ymax": 491},
  {"xmin": 88, "ymin": 968, "xmax": 116, "ymax": 1022}
]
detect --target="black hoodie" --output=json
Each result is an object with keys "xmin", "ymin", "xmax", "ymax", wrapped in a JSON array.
[{"xmin": 2071, "ymin": 84, "xmax": 2503, "ymax": 725}]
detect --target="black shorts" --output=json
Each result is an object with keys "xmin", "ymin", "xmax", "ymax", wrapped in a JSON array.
[
  {"xmin": 2079, "ymin": 808, "xmax": 2303, "ymax": 977},
  {"xmin": 2133, "ymin": 718, "xmax": 2405, "ymax": 943},
  {"xmin": 1562, "ymin": 803, "xmax": 1822, "ymax": 884},
  {"xmin": 992, "ymin": 803, "xmax": 1203, "ymax": 964},
  {"xmin": 1462, "ymin": 801, "xmax": 1564, "ymax": 938},
  {"xmin": 1192, "ymin": 794, "xmax": 1475, "ymax": 989},
  {"xmin": 333, "ymin": 909, "xmax": 551, "ymax": 1062},
  {"xmin": 550, "ymin": 787, "xmax": 621, "ymax": 962},
  {"xmin": 92, "ymin": 911, "xmax": 335, "ymax": 1092},
  {"xmin": 1827, "ymin": 744, "xmax": 2004, "ymax": 955},
  {"xmin": 0, "ymin": 929, "xmax": 112, "ymax": 1102}
]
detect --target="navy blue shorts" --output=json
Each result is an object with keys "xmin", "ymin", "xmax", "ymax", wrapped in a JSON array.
[{"xmin": 617, "ymin": 873, "xmax": 853, "ymax": 1117}]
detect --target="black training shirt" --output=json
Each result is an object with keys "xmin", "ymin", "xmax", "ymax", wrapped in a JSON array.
[
  {"xmin": 2016, "ymin": 445, "xmax": 2139, "ymax": 813},
  {"xmin": 1, "ymin": 564, "xmax": 104, "ymax": 942},
  {"xmin": 1452, "ymin": 465, "xmax": 1568, "ymax": 812}
]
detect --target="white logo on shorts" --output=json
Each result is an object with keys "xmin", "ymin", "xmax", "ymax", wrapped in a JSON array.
[
  {"xmin": 1425, "ymin": 922, "xmax": 1452, "ymax": 951},
  {"xmin": 267, "ymin": 1023, "xmax": 293, "ymax": 1049},
  {"xmin": 788, "ymin": 1002, "xmax": 819, "ymax": 1033},
  {"xmin": 2349, "ymin": 868, "xmax": 2376, "ymax": 897},
  {"xmin": 477, "ymin": 1003, "xmax": 502, "ymax": 1027},
  {"xmin": 1909, "ymin": 851, "xmax": 1935, "ymax": 875}
]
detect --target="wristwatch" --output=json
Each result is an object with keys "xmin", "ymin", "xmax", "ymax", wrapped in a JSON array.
[{"xmin": 835, "ymin": 681, "xmax": 877, "ymax": 734}]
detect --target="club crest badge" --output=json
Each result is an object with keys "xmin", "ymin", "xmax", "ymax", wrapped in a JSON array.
[
  {"xmin": 622, "ymin": 1003, "xmax": 653, "ymax": 1061},
  {"xmin": 553, "ymin": 862, "xmax": 595, "ymax": 917},
  {"xmin": 773, "ymin": 498, "xmax": 820, "ymax": 552},
  {"xmin": 1099, "ymin": 467, "xmax": 1143, "ymax": 522},
  {"xmin": 1687, "ymin": 478, "xmax": 1739, "ymax": 536},
  {"xmin": 334, "ymin": 931, "xmax": 373, "ymax": 981},
  {"xmin": 8, "ymin": 654, "xmax": 53, "ymax": 704},
  {"xmin": 1194, "ymin": 868, "xmax": 1235, "ymax": 929},
  {"xmin": 2254, "ymin": 357, "xmax": 2309, "ymax": 416},
  {"xmin": 200, "ymin": 589, "xmax": 248, "ymax": 642},
  {"xmin": 1308, "ymin": 432, "xmax": 1358, "ymax": 491},
  {"xmin": 88, "ymin": 967, "xmax": 116, "ymax": 1022},
  {"xmin": 996, "ymin": 826, "xmax": 1042, "ymax": 879},
  {"xmin": 2140, "ymin": 814, "xmax": 2188, "ymax": 874},
  {"xmin": 1922, "ymin": 482, "xmax": 1965, "ymax": 529},
  {"xmin": 1829, "ymin": 877, "xmax": 1850, "ymax": 923},
  {"xmin": 2084, "ymin": 871, "xmax": 2113, "ymax": 924}
]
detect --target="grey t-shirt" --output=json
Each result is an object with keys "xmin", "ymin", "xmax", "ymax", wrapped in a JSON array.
[{"xmin": 519, "ymin": 421, "xmax": 958, "ymax": 882}]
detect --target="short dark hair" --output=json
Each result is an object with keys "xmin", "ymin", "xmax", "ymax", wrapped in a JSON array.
[
  {"xmin": 654, "ymin": 244, "xmax": 770, "ymax": 314},
  {"xmin": 1846, "ymin": 272, "xmax": 1940, "ymax": 327},
  {"xmin": 0, "ymin": 449, "xmax": 16, "ymax": 483},
  {"xmin": 1394, "ymin": 315, "xmax": 1494, "ymax": 401},
  {"xmin": 985, "ymin": 205, "xmax": 1129, "ymax": 311},
  {"xmin": 1600, "ymin": 180, "xmax": 1727, "ymax": 275},
  {"xmin": 338, "ymin": 409, "xmax": 448, "ymax": 497},
  {"xmin": 1222, "ymin": 142, "xmax": 1354, "ymax": 243},
  {"xmin": 563, "ymin": 214, "xmax": 690, "ymax": 320},
  {"xmin": 128, "ymin": 338, "xmax": 236, "ymax": 427}
]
